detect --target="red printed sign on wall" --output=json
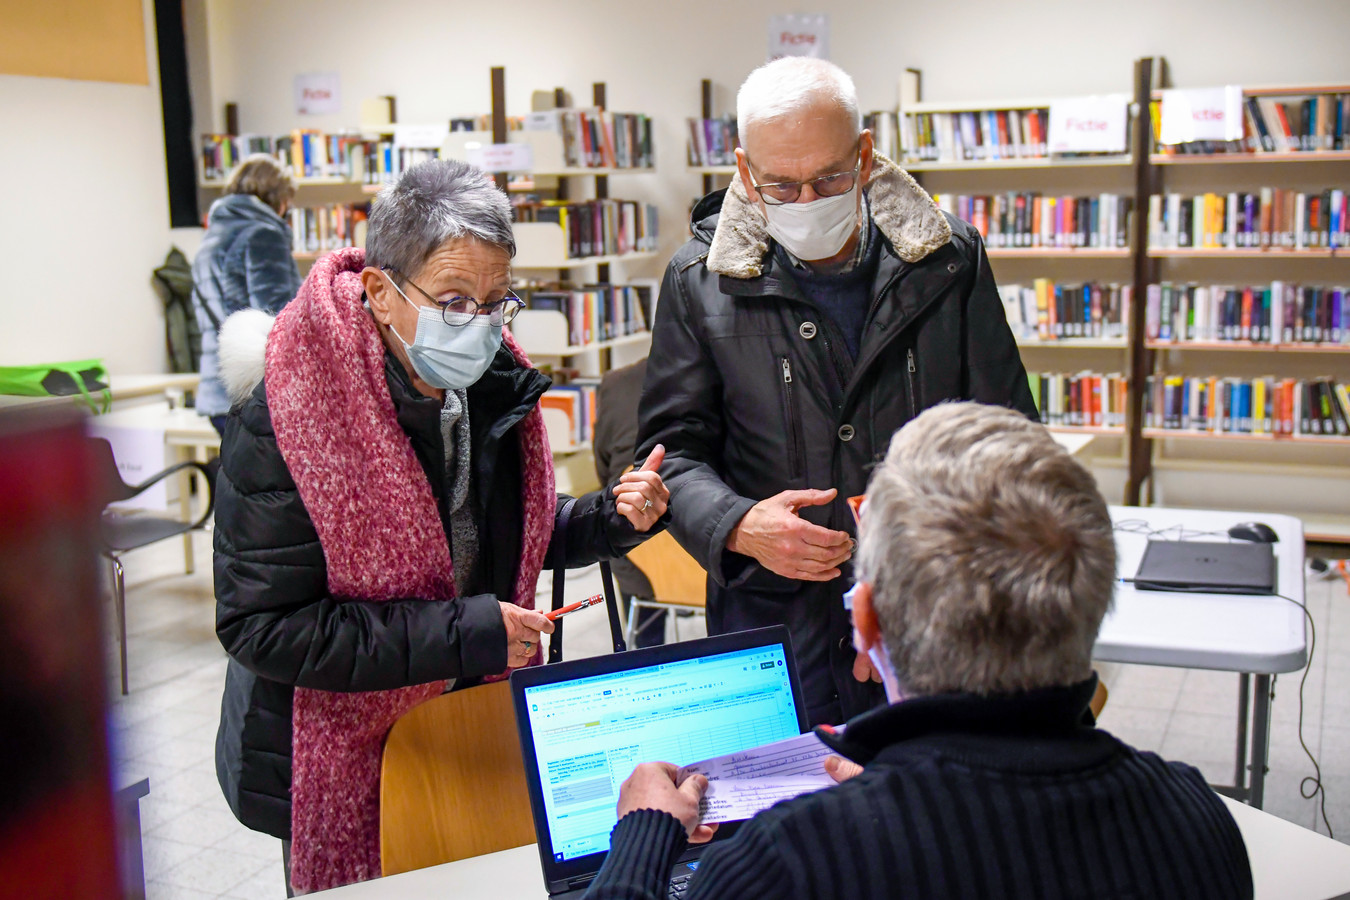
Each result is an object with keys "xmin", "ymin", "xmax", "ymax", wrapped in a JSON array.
[
  {"xmin": 295, "ymin": 72, "xmax": 342, "ymax": 116},
  {"xmin": 768, "ymin": 14, "xmax": 829, "ymax": 61}
]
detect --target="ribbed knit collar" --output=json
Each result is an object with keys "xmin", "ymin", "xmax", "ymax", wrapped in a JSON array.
[{"xmin": 816, "ymin": 676, "xmax": 1103, "ymax": 769}]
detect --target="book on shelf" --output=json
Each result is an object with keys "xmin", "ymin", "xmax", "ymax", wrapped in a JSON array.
[
  {"xmin": 1144, "ymin": 375, "xmax": 1350, "ymax": 438},
  {"xmin": 201, "ymin": 130, "xmax": 403, "ymax": 186},
  {"xmin": 1148, "ymin": 189, "xmax": 1348, "ymax": 250},
  {"xmin": 1152, "ymin": 91, "xmax": 1349, "ymax": 156},
  {"xmin": 1026, "ymin": 371, "xmax": 1127, "ymax": 428},
  {"xmin": 518, "ymin": 283, "xmax": 652, "ymax": 346},
  {"xmin": 1145, "ymin": 282, "xmax": 1347, "ymax": 345},
  {"xmin": 864, "ymin": 112, "xmax": 900, "ymax": 161},
  {"xmin": 513, "ymin": 199, "xmax": 659, "ymax": 258},
  {"xmin": 289, "ymin": 203, "xmax": 370, "ymax": 255},
  {"xmin": 541, "ymin": 383, "xmax": 599, "ymax": 446},
  {"xmin": 932, "ymin": 192, "xmax": 1132, "ymax": 249},
  {"xmin": 527, "ymin": 108, "xmax": 653, "ymax": 169},
  {"xmin": 901, "ymin": 107, "xmax": 1049, "ymax": 164},
  {"xmin": 999, "ymin": 281, "xmax": 1131, "ymax": 341},
  {"xmin": 686, "ymin": 115, "xmax": 739, "ymax": 167}
]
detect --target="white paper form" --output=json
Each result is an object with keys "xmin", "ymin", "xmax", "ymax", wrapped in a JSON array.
[{"xmin": 677, "ymin": 732, "xmax": 838, "ymax": 823}]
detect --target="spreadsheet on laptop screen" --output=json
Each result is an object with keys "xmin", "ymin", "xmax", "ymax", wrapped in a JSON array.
[{"xmin": 523, "ymin": 644, "xmax": 800, "ymax": 861}]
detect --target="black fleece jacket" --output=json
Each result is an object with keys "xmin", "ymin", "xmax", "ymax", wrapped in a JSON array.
[{"xmin": 585, "ymin": 678, "xmax": 1252, "ymax": 900}]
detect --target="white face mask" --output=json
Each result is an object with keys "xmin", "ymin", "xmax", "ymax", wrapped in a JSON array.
[
  {"xmin": 385, "ymin": 276, "xmax": 502, "ymax": 390},
  {"xmin": 761, "ymin": 182, "xmax": 861, "ymax": 261}
]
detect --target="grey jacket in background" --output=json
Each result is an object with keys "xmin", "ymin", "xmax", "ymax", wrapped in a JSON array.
[{"xmin": 192, "ymin": 193, "xmax": 301, "ymax": 416}]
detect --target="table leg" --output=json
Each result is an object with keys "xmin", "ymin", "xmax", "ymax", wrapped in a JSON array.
[
  {"xmin": 177, "ymin": 447, "xmax": 194, "ymax": 575},
  {"xmin": 1249, "ymin": 674, "xmax": 1273, "ymax": 809},
  {"xmin": 1235, "ymin": 674, "xmax": 1250, "ymax": 793}
]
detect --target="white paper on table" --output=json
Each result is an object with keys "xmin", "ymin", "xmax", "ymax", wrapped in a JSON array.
[{"xmin": 677, "ymin": 732, "xmax": 838, "ymax": 823}]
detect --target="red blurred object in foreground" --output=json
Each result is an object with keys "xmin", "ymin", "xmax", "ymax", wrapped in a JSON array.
[{"xmin": 0, "ymin": 408, "xmax": 121, "ymax": 899}]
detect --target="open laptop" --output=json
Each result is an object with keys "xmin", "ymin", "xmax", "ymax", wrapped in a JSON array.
[
  {"xmin": 1133, "ymin": 540, "xmax": 1276, "ymax": 595},
  {"xmin": 510, "ymin": 626, "xmax": 808, "ymax": 899}
]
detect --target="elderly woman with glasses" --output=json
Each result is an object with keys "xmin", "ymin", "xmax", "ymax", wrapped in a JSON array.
[{"xmin": 209, "ymin": 159, "xmax": 669, "ymax": 894}]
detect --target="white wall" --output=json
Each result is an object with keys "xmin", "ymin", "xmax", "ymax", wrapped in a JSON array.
[
  {"xmin": 200, "ymin": 0, "xmax": 1350, "ymax": 271},
  {"xmin": 9, "ymin": 0, "xmax": 1348, "ymax": 373},
  {"xmin": 0, "ymin": 0, "xmax": 201, "ymax": 374}
]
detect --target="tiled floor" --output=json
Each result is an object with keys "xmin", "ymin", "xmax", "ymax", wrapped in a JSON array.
[{"xmin": 107, "ymin": 530, "xmax": 1350, "ymax": 898}]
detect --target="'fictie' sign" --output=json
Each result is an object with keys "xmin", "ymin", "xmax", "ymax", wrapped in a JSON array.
[
  {"xmin": 1047, "ymin": 95, "xmax": 1130, "ymax": 154},
  {"xmin": 767, "ymin": 13, "xmax": 829, "ymax": 60},
  {"xmin": 1158, "ymin": 86, "xmax": 1245, "ymax": 145}
]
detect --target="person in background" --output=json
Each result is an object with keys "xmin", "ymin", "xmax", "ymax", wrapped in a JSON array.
[
  {"xmin": 589, "ymin": 402, "xmax": 1253, "ymax": 900},
  {"xmin": 593, "ymin": 358, "xmax": 666, "ymax": 647},
  {"xmin": 637, "ymin": 57, "xmax": 1037, "ymax": 727},
  {"xmin": 192, "ymin": 154, "xmax": 302, "ymax": 436},
  {"xmin": 211, "ymin": 160, "xmax": 669, "ymax": 894}
]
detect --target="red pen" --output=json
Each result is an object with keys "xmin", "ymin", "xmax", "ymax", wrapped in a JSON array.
[{"xmin": 546, "ymin": 594, "xmax": 604, "ymax": 621}]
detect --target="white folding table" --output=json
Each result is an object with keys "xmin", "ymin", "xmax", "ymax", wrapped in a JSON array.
[
  {"xmin": 1098, "ymin": 505, "xmax": 1307, "ymax": 809},
  {"xmin": 310, "ymin": 796, "xmax": 1350, "ymax": 899}
]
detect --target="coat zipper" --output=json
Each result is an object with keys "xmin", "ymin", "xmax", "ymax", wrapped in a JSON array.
[
  {"xmin": 781, "ymin": 357, "xmax": 804, "ymax": 479},
  {"xmin": 906, "ymin": 348, "xmax": 918, "ymax": 419}
]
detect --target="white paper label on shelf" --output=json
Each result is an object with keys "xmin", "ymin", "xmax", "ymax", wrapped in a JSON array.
[
  {"xmin": 466, "ymin": 143, "xmax": 534, "ymax": 173},
  {"xmin": 524, "ymin": 111, "xmax": 559, "ymax": 132},
  {"xmin": 294, "ymin": 72, "xmax": 341, "ymax": 116},
  {"xmin": 1047, "ymin": 94, "xmax": 1130, "ymax": 154},
  {"xmin": 394, "ymin": 122, "xmax": 450, "ymax": 149},
  {"xmin": 1158, "ymin": 86, "xmax": 1244, "ymax": 145},
  {"xmin": 767, "ymin": 13, "xmax": 829, "ymax": 60}
]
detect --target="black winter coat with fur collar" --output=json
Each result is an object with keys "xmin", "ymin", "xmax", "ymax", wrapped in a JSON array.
[{"xmin": 636, "ymin": 156, "xmax": 1038, "ymax": 725}]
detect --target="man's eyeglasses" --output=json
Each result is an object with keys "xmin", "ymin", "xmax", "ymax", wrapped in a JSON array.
[
  {"xmin": 748, "ymin": 158, "xmax": 861, "ymax": 206},
  {"xmin": 382, "ymin": 266, "xmax": 524, "ymax": 327}
]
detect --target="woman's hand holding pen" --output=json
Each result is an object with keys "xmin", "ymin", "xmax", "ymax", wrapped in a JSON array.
[
  {"xmin": 614, "ymin": 444, "xmax": 670, "ymax": 532},
  {"xmin": 500, "ymin": 603, "xmax": 554, "ymax": 668}
]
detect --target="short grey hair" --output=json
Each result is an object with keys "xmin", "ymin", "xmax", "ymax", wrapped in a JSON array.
[
  {"xmin": 365, "ymin": 159, "xmax": 516, "ymax": 276},
  {"xmin": 224, "ymin": 154, "xmax": 294, "ymax": 214},
  {"xmin": 856, "ymin": 402, "xmax": 1116, "ymax": 697},
  {"xmin": 736, "ymin": 57, "xmax": 862, "ymax": 137}
]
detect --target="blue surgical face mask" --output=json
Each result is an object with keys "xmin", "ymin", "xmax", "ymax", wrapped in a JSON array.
[{"xmin": 385, "ymin": 276, "xmax": 503, "ymax": 390}]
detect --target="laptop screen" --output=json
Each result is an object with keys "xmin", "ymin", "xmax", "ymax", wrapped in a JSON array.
[{"xmin": 511, "ymin": 626, "xmax": 806, "ymax": 891}]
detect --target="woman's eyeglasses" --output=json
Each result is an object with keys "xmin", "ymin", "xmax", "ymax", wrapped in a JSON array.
[{"xmin": 382, "ymin": 266, "xmax": 524, "ymax": 327}]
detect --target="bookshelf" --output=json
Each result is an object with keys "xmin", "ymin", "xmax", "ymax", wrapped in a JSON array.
[
  {"xmin": 1129, "ymin": 75, "xmax": 1350, "ymax": 535},
  {"xmin": 895, "ymin": 59, "xmax": 1350, "ymax": 540},
  {"xmin": 688, "ymin": 79, "xmax": 740, "ymax": 196},
  {"xmin": 900, "ymin": 72, "xmax": 1143, "ymax": 486},
  {"xmin": 445, "ymin": 68, "xmax": 658, "ymax": 489}
]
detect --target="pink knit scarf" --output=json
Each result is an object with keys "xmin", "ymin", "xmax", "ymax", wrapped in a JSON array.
[{"xmin": 264, "ymin": 247, "xmax": 555, "ymax": 892}]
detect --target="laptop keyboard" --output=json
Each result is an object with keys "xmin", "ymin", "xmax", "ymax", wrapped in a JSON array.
[{"xmin": 668, "ymin": 872, "xmax": 692, "ymax": 899}]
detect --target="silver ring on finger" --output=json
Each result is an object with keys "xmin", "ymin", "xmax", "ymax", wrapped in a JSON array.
[{"xmin": 642, "ymin": 499, "xmax": 653, "ymax": 512}]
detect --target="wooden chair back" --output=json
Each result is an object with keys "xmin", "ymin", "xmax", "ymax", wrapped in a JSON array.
[
  {"xmin": 1090, "ymin": 679, "xmax": 1109, "ymax": 719},
  {"xmin": 379, "ymin": 680, "xmax": 535, "ymax": 876},
  {"xmin": 624, "ymin": 531, "xmax": 707, "ymax": 608}
]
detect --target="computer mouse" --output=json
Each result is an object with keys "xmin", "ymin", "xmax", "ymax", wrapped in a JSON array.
[{"xmin": 1228, "ymin": 521, "xmax": 1278, "ymax": 543}]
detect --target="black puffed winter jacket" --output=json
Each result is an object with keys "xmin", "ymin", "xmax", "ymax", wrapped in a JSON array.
[
  {"xmin": 214, "ymin": 344, "xmax": 650, "ymax": 839},
  {"xmin": 636, "ymin": 154, "xmax": 1038, "ymax": 726}
]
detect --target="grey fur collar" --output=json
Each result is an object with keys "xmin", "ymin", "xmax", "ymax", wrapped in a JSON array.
[{"xmin": 706, "ymin": 152, "xmax": 952, "ymax": 278}]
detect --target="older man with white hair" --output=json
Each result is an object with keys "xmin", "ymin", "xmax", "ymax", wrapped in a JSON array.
[
  {"xmin": 638, "ymin": 57, "xmax": 1038, "ymax": 725},
  {"xmin": 589, "ymin": 402, "xmax": 1253, "ymax": 900}
]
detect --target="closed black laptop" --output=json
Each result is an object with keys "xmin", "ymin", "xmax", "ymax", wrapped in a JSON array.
[
  {"xmin": 509, "ymin": 626, "xmax": 808, "ymax": 899},
  {"xmin": 1133, "ymin": 540, "xmax": 1276, "ymax": 595}
]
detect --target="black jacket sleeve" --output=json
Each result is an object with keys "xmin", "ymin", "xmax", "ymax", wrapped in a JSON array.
[
  {"xmin": 635, "ymin": 258, "xmax": 756, "ymax": 587},
  {"xmin": 961, "ymin": 227, "xmax": 1038, "ymax": 418},
  {"xmin": 546, "ymin": 487, "xmax": 669, "ymax": 570},
  {"xmin": 213, "ymin": 386, "xmax": 509, "ymax": 692}
]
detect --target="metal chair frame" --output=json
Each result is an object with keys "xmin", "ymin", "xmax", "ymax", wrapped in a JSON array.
[{"xmin": 92, "ymin": 438, "xmax": 215, "ymax": 694}]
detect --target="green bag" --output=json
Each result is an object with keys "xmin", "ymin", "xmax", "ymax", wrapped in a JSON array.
[{"xmin": 0, "ymin": 360, "xmax": 111, "ymax": 413}]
